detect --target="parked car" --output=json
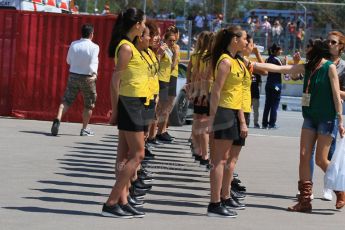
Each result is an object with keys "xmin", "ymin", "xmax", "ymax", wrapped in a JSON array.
[{"xmin": 169, "ymin": 63, "xmax": 193, "ymax": 126}]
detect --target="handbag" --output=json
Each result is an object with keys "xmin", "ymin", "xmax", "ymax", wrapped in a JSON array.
[{"xmin": 324, "ymin": 137, "xmax": 345, "ymax": 191}]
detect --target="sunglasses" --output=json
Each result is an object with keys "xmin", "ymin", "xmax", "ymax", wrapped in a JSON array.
[{"xmin": 327, "ymin": 39, "xmax": 340, "ymax": 45}]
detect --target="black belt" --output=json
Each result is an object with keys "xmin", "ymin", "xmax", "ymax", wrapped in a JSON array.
[{"xmin": 70, "ymin": 72, "xmax": 92, "ymax": 77}]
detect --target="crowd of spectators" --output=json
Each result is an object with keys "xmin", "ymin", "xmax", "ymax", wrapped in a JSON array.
[{"xmin": 151, "ymin": 10, "xmax": 312, "ymax": 54}]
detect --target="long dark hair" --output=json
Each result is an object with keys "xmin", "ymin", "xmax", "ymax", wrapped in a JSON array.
[
  {"xmin": 108, "ymin": 8, "xmax": 144, "ymax": 58},
  {"xmin": 211, "ymin": 25, "xmax": 243, "ymax": 71},
  {"xmin": 202, "ymin": 32, "xmax": 215, "ymax": 62},
  {"xmin": 305, "ymin": 39, "xmax": 332, "ymax": 71}
]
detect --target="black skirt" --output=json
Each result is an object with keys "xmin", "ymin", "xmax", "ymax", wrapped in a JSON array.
[
  {"xmin": 118, "ymin": 96, "xmax": 149, "ymax": 132},
  {"xmin": 213, "ymin": 107, "xmax": 239, "ymax": 140}
]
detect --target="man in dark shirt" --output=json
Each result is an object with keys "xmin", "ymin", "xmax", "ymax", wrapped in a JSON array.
[
  {"xmin": 251, "ymin": 73, "xmax": 262, "ymax": 128},
  {"xmin": 262, "ymin": 46, "xmax": 283, "ymax": 129}
]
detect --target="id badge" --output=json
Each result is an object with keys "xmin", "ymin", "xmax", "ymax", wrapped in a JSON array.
[{"xmin": 301, "ymin": 93, "xmax": 311, "ymax": 107}]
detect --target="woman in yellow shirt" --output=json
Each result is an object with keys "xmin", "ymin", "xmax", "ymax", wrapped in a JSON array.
[
  {"xmin": 191, "ymin": 31, "xmax": 213, "ymax": 168},
  {"xmin": 155, "ymin": 30, "xmax": 176, "ymax": 142},
  {"xmin": 145, "ymin": 21, "xmax": 165, "ymax": 145},
  {"xmin": 140, "ymin": 23, "xmax": 160, "ymax": 157},
  {"xmin": 207, "ymin": 26, "xmax": 248, "ymax": 218},
  {"xmin": 187, "ymin": 31, "xmax": 207, "ymax": 159},
  {"xmin": 220, "ymin": 34, "xmax": 268, "ymax": 210},
  {"xmin": 102, "ymin": 8, "xmax": 147, "ymax": 219}
]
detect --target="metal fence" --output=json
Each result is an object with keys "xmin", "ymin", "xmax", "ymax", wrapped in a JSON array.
[{"xmin": 173, "ymin": 19, "xmax": 343, "ymax": 58}]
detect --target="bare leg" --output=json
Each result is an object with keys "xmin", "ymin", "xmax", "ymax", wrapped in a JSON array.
[
  {"xmin": 106, "ymin": 131, "xmax": 145, "ymax": 206},
  {"xmin": 210, "ymin": 139, "xmax": 232, "ymax": 203},
  {"xmin": 115, "ymin": 131, "xmax": 129, "ymax": 204},
  {"xmin": 160, "ymin": 96, "xmax": 175, "ymax": 134},
  {"xmin": 199, "ymin": 115, "xmax": 210, "ymax": 160},
  {"xmin": 56, "ymin": 103, "xmax": 69, "ymax": 120},
  {"xmin": 82, "ymin": 108, "xmax": 93, "ymax": 129},
  {"xmin": 192, "ymin": 114, "xmax": 201, "ymax": 156},
  {"xmin": 148, "ymin": 121, "xmax": 157, "ymax": 139},
  {"xmin": 315, "ymin": 135, "xmax": 333, "ymax": 172},
  {"xmin": 221, "ymin": 145, "xmax": 242, "ymax": 199},
  {"xmin": 156, "ymin": 101, "xmax": 168, "ymax": 135},
  {"xmin": 299, "ymin": 128, "xmax": 317, "ymax": 181},
  {"xmin": 159, "ymin": 117, "xmax": 169, "ymax": 134}
]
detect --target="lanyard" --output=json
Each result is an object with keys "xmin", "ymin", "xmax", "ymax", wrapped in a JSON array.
[
  {"xmin": 122, "ymin": 36, "xmax": 154, "ymax": 73},
  {"xmin": 142, "ymin": 49, "xmax": 159, "ymax": 76},
  {"xmin": 306, "ymin": 61, "xmax": 322, "ymax": 94}
]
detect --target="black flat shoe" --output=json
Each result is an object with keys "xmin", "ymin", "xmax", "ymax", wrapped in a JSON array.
[
  {"xmin": 231, "ymin": 189, "xmax": 246, "ymax": 200},
  {"xmin": 101, "ymin": 203, "xmax": 133, "ymax": 218},
  {"xmin": 128, "ymin": 195, "xmax": 145, "ymax": 207},
  {"xmin": 120, "ymin": 203, "xmax": 145, "ymax": 218},
  {"xmin": 129, "ymin": 186, "xmax": 146, "ymax": 199},
  {"xmin": 207, "ymin": 202, "xmax": 237, "ymax": 218},
  {"xmin": 221, "ymin": 198, "xmax": 245, "ymax": 210},
  {"xmin": 133, "ymin": 179, "xmax": 152, "ymax": 191}
]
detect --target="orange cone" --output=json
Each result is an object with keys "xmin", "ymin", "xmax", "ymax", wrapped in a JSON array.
[
  {"xmin": 59, "ymin": 0, "xmax": 69, "ymax": 11},
  {"xmin": 46, "ymin": 0, "xmax": 56, "ymax": 7}
]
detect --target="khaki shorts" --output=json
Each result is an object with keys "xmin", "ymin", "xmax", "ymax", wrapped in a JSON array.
[{"xmin": 62, "ymin": 73, "xmax": 97, "ymax": 109}]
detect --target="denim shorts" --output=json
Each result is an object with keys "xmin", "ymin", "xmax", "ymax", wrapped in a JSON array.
[{"xmin": 302, "ymin": 117, "xmax": 338, "ymax": 138}]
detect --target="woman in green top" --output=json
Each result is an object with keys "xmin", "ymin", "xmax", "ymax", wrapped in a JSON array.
[{"xmin": 253, "ymin": 39, "xmax": 345, "ymax": 213}]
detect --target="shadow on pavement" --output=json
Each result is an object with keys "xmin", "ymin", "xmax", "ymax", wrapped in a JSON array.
[
  {"xmin": 6, "ymin": 133, "xmax": 210, "ymax": 217},
  {"xmin": 19, "ymin": 130, "xmax": 77, "ymax": 137},
  {"xmin": 24, "ymin": 196, "xmax": 103, "ymax": 205},
  {"xmin": 3, "ymin": 206, "xmax": 100, "ymax": 217},
  {"xmin": 141, "ymin": 208, "xmax": 203, "ymax": 216},
  {"xmin": 246, "ymin": 192, "xmax": 295, "ymax": 200},
  {"xmin": 37, "ymin": 180, "xmax": 112, "ymax": 189}
]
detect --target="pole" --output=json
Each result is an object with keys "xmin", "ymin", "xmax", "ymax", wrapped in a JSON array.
[
  {"xmin": 297, "ymin": 2, "xmax": 307, "ymax": 54},
  {"xmin": 94, "ymin": 0, "xmax": 98, "ymax": 12},
  {"xmin": 248, "ymin": 0, "xmax": 345, "ymax": 6},
  {"xmin": 184, "ymin": 0, "xmax": 188, "ymax": 18},
  {"xmin": 143, "ymin": 0, "xmax": 147, "ymax": 14},
  {"xmin": 223, "ymin": 0, "xmax": 227, "ymax": 24},
  {"xmin": 82, "ymin": 0, "xmax": 88, "ymax": 13},
  {"xmin": 187, "ymin": 20, "xmax": 192, "ymax": 59}
]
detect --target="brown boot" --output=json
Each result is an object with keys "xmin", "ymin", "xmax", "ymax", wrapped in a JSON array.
[
  {"xmin": 334, "ymin": 191, "xmax": 345, "ymax": 209},
  {"xmin": 288, "ymin": 180, "xmax": 313, "ymax": 213}
]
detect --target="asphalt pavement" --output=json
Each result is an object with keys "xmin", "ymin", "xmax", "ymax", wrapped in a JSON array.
[{"xmin": 0, "ymin": 109, "xmax": 344, "ymax": 230}]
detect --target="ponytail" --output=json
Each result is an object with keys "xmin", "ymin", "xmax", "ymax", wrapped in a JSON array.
[{"xmin": 108, "ymin": 8, "xmax": 144, "ymax": 58}]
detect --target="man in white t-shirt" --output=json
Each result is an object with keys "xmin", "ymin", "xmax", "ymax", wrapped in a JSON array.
[{"xmin": 51, "ymin": 24, "xmax": 99, "ymax": 137}]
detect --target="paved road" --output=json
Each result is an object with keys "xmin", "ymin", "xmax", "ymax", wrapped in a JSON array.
[{"xmin": 0, "ymin": 110, "xmax": 344, "ymax": 230}]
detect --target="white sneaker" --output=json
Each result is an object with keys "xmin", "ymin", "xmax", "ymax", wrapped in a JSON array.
[
  {"xmin": 322, "ymin": 188, "xmax": 333, "ymax": 201},
  {"xmin": 80, "ymin": 128, "xmax": 95, "ymax": 136}
]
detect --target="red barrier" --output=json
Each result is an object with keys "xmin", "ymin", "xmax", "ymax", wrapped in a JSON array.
[
  {"xmin": 0, "ymin": 11, "xmax": 17, "ymax": 116},
  {"xmin": 0, "ymin": 10, "xmax": 175, "ymax": 124}
]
